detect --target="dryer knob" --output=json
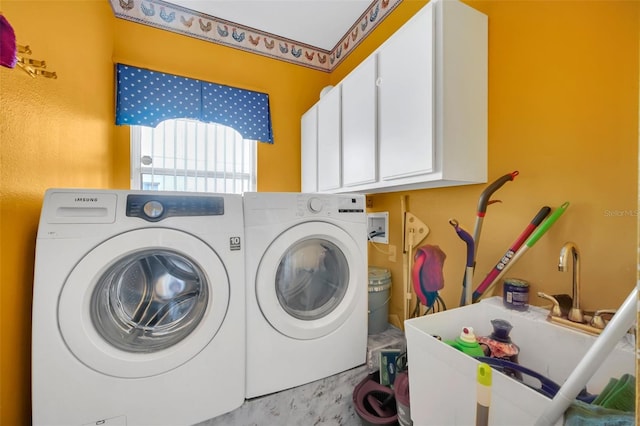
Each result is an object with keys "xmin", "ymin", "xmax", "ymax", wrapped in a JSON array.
[
  {"xmin": 307, "ymin": 198, "xmax": 323, "ymax": 213},
  {"xmin": 143, "ymin": 200, "xmax": 164, "ymax": 219}
]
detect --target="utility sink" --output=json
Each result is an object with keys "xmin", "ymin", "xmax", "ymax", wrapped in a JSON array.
[{"xmin": 404, "ymin": 297, "xmax": 635, "ymax": 425}]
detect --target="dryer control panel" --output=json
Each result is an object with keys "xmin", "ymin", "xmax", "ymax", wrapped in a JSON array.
[
  {"xmin": 127, "ymin": 194, "xmax": 224, "ymax": 222},
  {"xmin": 296, "ymin": 194, "xmax": 365, "ymax": 217},
  {"xmin": 337, "ymin": 196, "xmax": 365, "ymax": 213}
]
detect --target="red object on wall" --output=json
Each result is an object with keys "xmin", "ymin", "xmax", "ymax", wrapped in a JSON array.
[{"xmin": 0, "ymin": 14, "xmax": 17, "ymax": 68}]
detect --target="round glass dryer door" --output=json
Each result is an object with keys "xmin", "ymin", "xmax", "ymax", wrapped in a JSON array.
[
  {"xmin": 256, "ymin": 222, "xmax": 364, "ymax": 340},
  {"xmin": 275, "ymin": 239, "xmax": 348, "ymax": 321},
  {"xmin": 58, "ymin": 228, "xmax": 230, "ymax": 378}
]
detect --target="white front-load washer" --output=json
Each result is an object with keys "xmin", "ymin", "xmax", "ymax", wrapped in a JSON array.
[
  {"xmin": 32, "ymin": 189, "xmax": 246, "ymax": 426},
  {"xmin": 243, "ymin": 192, "xmax": 367, "ymax": 398}
]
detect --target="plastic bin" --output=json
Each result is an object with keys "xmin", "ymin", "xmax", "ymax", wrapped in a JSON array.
[
  {"xmin": 368, "ymin": 267, "xmax": 392, "ymax": 335},
  {"xmin": 404, "ymin": 297, "xmax": 635, "ymax": 425}
]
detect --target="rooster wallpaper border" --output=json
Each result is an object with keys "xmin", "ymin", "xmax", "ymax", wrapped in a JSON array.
[{"xmin": 109, "ymin": 0, "xmax": 403, "ymax": 72}]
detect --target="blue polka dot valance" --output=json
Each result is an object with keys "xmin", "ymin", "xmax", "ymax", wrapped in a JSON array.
[{"xmin": 115, "ymin": 63, "xmax": 273, "ymax": 144}]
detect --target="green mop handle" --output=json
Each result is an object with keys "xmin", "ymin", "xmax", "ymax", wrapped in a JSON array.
[
  {"xmin": 525, "ymin": 202, "xmax": 570, "ymax": 247},
  {"xmin": 476, "ymin": 202, "xmax": 569, "ymax": 299}
]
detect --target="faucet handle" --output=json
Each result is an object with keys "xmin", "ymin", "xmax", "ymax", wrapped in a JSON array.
[
  {"xmin": 537, "ymin": 292, "xmax": 562, "ymax": 317},
  {"xmin": 589, "ymin": 309, "xmax": 617, "ymax": 329},
  {"xmin": 551, "ymin": 293, "xmax": 573, "ymax": 317}
]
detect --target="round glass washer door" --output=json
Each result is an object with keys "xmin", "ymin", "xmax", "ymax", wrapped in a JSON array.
[
  {"xmin": 58, "ymin": 228, "xmax": 229, "ymax": 378},
  {"xmin": 255, "ymin": 222, "xmax": 364, "ymax": 340}
]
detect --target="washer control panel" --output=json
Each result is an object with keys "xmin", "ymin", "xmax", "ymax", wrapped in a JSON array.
[{"xmin": 127, "ymin": 194, "xmax": 224, "ymax": 222}]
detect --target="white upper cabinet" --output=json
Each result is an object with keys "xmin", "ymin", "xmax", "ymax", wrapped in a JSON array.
[
  {"xmin": 301, "ymin": 0, "xmax": 488, "ymax": 194},
  {"xmin": 316, "ymin": 85, "xmax": 342, "ymax": 192},
  {"xmin": 301, "ymin": 105, "xmax": 318, "ymax": 193},
  {"xmin": 341, "ymin": 55, "xmax": 377, "ymax": 187},
  {"xmin": 377, "ymin": 4, "xmax": 434, "ymax": 182}
]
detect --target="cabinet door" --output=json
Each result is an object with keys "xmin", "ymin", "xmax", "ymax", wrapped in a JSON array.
[
  {"xmin": 378, "ymin": 3, "xmax": 435, "ymax": 181},
  {"xmin": 301, "ymin": 105, "xmax": 318, "ymax": 193},
  {"xmin": 317, "ymin": 86, "xmax": 341, "ymax": 192},
  {"xmin": 341, "ymin": 56, "xmax": 377, "ymax": 187}
]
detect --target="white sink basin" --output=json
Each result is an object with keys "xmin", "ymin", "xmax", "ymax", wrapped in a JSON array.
[{"xmin": 404, "ymin": 297, "xmax": 635, "ymax": 425}]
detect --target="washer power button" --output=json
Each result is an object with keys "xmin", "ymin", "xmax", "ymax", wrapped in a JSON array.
[{"xmin": 143, "ymin": 200, "xmax": 164, "ymax": 219}]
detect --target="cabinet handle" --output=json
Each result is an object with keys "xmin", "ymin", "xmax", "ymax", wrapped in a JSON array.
[{"xmin": 376, "ymin": 77, "xmax": 382, "ymax": 86}]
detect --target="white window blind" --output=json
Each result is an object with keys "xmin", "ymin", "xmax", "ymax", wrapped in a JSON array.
[{"xmin": 131, "ymin": 119, "xmax": 257, "ymax": 194}]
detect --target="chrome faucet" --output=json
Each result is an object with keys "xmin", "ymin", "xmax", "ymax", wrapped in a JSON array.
[{"xmin": 558, "ymin": 242, "xmax": 584, "ymax": 323}]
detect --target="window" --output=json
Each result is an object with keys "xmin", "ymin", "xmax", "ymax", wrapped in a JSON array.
[
  {"xmin": 130, "ymin": 119, "xmax": 257, "ymax": 194},
  {"xmin": 117, "ymin": 64, "xmax": 272, "ymax": 194}
]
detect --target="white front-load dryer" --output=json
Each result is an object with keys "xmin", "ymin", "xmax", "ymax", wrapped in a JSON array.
[
  {"xmin": 243, "ymin": 192, "xmax": 367, "ymax": 398},
  {"xmin": 32, "ymin": 189, "xmax": 246, "ymax": 426}
]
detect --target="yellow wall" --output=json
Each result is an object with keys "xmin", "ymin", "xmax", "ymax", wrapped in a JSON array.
[
  {"xmin": 357, "ymin": 0, "xmax": 640, "ymax": 324},
  {"xmin": 637, "ymin": 3, "xmax": 640, "ymax": 415},
  {"xmin": 0, "ymin": 0, "xmax": 638, "ymax": 424},
  {"xmin": 1, "ymin": 1, "xmax": 115, "ymax": 423}
]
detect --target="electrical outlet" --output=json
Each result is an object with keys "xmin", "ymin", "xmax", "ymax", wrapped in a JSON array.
[
  {"xmin": 368, "ymin": 212, "xmax": 389, "ymax": 244},
  {"xmin": 366, "ymin": 197, "xmax": 373, "ymax": 208}
]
